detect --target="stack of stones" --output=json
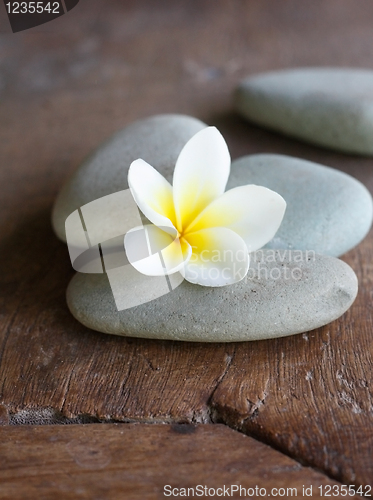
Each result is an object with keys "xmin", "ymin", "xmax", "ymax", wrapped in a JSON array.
[{"xmin": 52, "ymin": 69, "xmax": 373, "ymax": 341}]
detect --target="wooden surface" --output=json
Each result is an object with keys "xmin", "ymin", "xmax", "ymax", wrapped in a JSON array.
[
  {"xmin": 1, "ymin": 0, "xmax": 373, "ymax": 495},
  {"xmin": 0, "ymin": 424, "xmax": 358, "ymax": 500}
]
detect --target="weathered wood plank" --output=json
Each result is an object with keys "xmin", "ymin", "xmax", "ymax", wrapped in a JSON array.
[
  {"xmin": 0, "ymin": 424, "xmax": 355, "ymax": 500},
  {"xmin": 211, "ymin": 232, "xmax": 373, "ymax": 488}
]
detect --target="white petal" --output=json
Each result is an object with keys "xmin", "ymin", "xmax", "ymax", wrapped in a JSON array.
[
  {"xmin": 173, "ymin": 127, "xmax": 230, "ymax": 232},
  {"xmin": 182, "ymin": 227, "xmax": 249, "ymax": 286},
  {"xmin": 186, "ymin": 185, "xmax": 286, "ymax": 252},
  {"xmin": 128, "ymin": 159, "xmax": 177, "ymax": 233},
  {"xmin": 124, "ymin": 224, "xmax": 191, "ymax": 276}
]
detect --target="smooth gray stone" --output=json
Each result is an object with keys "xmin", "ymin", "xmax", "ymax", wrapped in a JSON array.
[
  {"xmin": 66, "ymin": 251, "xmax": 358, "ymax": 342},
  {"xmin": 235, "ymin": 68, "xmax": 373, "ymax": 154},
  {"xmin": 227, "ymin": 154, "xmax": 373, "ymax": 257},
  {"xmin": 52, "ymin": 114, "xmax": 207, "ymax": 242}
]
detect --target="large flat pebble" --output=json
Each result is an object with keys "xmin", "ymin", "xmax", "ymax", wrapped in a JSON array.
[
  {"xmin": 235, "ymin": 68, "xmax": 373, "ymax": 154},
  {"xmin": 227, "ymin": 154, "xmax": 373, "ymax": 257},
  {"xmin": 66, "ymin": 251, "xmax": 358, "ymax": 342}
]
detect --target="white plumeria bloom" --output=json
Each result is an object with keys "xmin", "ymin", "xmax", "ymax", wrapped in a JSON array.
[{"xmin": 125, "ymin": 127, "xmax": 286, "ymax": 287}]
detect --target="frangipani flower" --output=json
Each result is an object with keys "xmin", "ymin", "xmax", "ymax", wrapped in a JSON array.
[{"xmin": 125, "ymin": 127, "xmax": 286, "ymax": 287}]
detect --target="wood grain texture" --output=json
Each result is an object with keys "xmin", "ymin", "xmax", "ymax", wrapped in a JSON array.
[
  {"xmin": 1, "ymin": 0, "xmax": 373, "ymax": 491},
  {"xmin": 0, "ymin": 424, "xmax": 357, "ymax": 500}
]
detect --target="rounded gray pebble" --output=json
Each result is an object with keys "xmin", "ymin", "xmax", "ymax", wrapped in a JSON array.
[
  {"xmin": 52, "ymin": 114, "xmax": 207, "ymax": 242},
  {"xmin": 235, "ymin": 68, "xmax": 373, "ymax": 155},
  {"xmin": 227, "ymin": 154, "xmax": 373, "ymax": 257},
  {"xmin": 66, "ymin": 251, "xmax": 358, "ymax": 342}
]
